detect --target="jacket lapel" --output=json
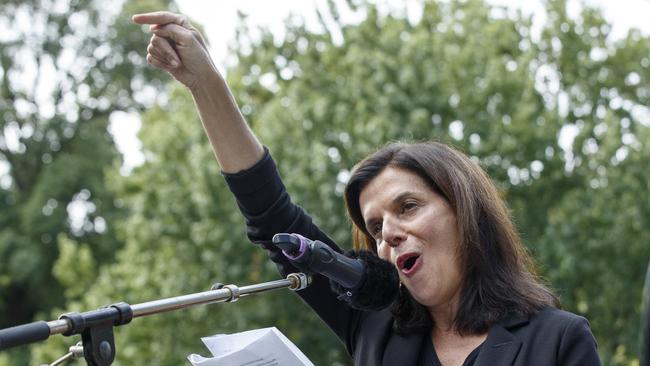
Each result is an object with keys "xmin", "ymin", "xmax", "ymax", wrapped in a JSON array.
[
  {"xmin": 382, "ymin": 332, "xmax": 426, "ymax": 366},
  {"xmin": 474, "ymin": 315, "xmax": 527, "ymax": 366}
]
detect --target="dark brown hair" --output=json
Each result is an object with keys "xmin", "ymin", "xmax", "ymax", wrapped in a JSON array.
[{"xmin": 344, "ymin": 141, "xmax": 559, "ymax": 335}]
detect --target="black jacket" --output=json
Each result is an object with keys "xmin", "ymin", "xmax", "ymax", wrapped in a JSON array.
[{"xmin": 223, "ymin": 149, "xmax": 601, "ymax": 366}]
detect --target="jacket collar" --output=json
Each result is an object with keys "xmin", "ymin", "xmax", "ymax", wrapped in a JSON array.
[
  {"xmin": 382, "ymin": 331, "xmax": 426, "ymax": 366},
  {"xmin": 381, "ymin": 314, "xmax": 529, "ymax": 366},
  {"xmin": 474, "ymin": 313, "xmax": 528, "ymax": 366}
]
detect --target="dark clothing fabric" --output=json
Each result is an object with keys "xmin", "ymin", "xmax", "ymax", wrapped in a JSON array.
[
  {"xmin": 463, "ymin": 344, "xmax": 481, "ymax": 366},
  {"xmin": 418, "ymin": 339, "xmax": 482, "ymax": 366},
  {"xmin": 223, "ymin": 148, "xmax": 601, "ymax": 366}
]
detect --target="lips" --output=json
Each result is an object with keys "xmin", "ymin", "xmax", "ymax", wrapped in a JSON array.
[{"xmin": 396, "ymin": 252, "xmax": 422, "ymax": 277}]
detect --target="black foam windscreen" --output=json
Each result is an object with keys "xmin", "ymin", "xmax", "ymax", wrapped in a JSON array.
[{"xmin": 330, "ymin": 250, "xmax": 400, "ymax": 311}]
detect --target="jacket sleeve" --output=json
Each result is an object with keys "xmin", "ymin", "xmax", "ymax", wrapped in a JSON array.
[
  {"xmin": 222, "ymin": 147, "xmax": 362, "ymax": 354},
  {"xmin": 557, "ymin": 315, "xmax": 601, "ymax": 366}
]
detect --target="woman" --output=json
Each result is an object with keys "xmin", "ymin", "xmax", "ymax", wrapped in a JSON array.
[{"xmin": 133, "ymin": 11, "xmax": 600, "ymax": 365}]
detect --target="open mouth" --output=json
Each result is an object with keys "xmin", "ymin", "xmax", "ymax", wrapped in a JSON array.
[
  {"xmin": 397, "ymin": 253, "xmax": 421, "ymax": 273},
  {"xmin": 403, "ymin": 256, "xmax": 419, "ymax": 270}
]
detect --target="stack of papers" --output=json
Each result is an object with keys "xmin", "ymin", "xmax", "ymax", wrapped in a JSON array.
[{"xmin": 187, "ymin": 327, "xmax": 314, "ymax": 366}]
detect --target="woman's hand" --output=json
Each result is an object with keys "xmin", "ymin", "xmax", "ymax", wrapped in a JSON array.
[
  {"xmin": 132, "ymin": 11, "xmax": 218, "ymax": 90},
  {"xmin": 133, "ymin": 11, "xmax": 263, "ymax": 172}
]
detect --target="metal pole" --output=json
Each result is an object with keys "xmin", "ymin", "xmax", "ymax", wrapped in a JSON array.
[
  {"xmin": 131, "ymin": 277, "xmax": 299, "ymax": 317},
  {"xmin": 43, "ymin": 273, "xmax": 309, "ymax": 337}
]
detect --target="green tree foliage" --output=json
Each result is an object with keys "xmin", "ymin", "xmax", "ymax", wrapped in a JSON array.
[
  {"xmin": 31, "ymin": 86, "xmax": 344, "ymax": 365},
  {"xmin": 225, "ymin": 1, "xmax": 649, "ymax": 363},
  {"xmin": 14, "ymin": 0, "xmax": 650, "ymax": 365},
  {"xmin": 0, "ymin": 0, "xmax": 173, "ymax": 363}
]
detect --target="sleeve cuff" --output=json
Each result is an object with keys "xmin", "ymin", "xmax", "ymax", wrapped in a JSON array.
[{"xmin": 222, "ymin": 146, "xmax": 287, "ymax": 216}]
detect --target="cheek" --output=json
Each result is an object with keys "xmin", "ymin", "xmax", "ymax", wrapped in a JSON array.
[{"xmin": 376, "ymin": 243, "xmax": 391, "ymax": 262}]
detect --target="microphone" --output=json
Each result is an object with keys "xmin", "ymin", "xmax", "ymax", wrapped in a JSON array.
[{"xmin": 272, "ymin": 233, "xmax": 399, "ymax": 311}]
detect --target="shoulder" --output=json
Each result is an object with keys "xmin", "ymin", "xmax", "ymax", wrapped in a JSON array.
[
  {"xmin": 529, "ymin": 306, "xmax": 588, "ymax": 326},
  {"xmin": 503, "ymin": 306, "xmax": 588, "ymax": 332},
  {"xmin": 509, "ymin": 307, "xmax": 601, "ymax": 365},
  {"xmin": 523, "ymin": 307, "xmax": 594, "ymax": 342}
]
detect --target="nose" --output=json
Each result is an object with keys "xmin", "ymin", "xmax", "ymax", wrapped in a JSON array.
[{"xmin": 382, "ymin": 217, "xmax": 406, "ymax": 247}]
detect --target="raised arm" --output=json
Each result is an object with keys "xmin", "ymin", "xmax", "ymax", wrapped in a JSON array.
[
  {"xmin": 132, "ymin": 11, "xmax": 263, "ymax": 173},
  {"xmin": 133, "ymin": 12, "xmax": 364, "ymax": 352}
]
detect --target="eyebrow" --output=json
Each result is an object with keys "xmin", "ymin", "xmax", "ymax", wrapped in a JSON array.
[
  {"xmin": 363, "ymin": 191, "xmax": 422, "ymax": 228},
  {"xmin": 392, "ymin": 191, "xmax": 420, "ymax": 204}
]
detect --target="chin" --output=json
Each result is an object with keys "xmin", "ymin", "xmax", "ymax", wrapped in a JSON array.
[
  {"xmin": 409, "ymin": 288, "xmax": 449, "ymax": 309},
  {"xmin": 406, "ymin": 290, "xmax": 434, "ymax": 307}
]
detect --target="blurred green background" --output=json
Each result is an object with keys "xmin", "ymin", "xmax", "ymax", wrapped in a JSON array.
[{"xmin": 1, "ymin": 0, "xmax": 649, "ymax": 364}]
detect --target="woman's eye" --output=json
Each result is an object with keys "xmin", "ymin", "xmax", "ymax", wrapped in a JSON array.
[
  {"xmin": 401, "ymin": 201, "xmax": 418, "ymax": 213},
  {"xmin": 370, "ymin": 223, "xmax": 382, "ymax": 238}
]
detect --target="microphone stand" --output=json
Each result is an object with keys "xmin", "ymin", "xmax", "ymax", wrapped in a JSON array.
[
  {"xmin": 44, "ymin": 342, "xmax": 83, "ymax": 365},
  {"xmin": 0, "ymin": 273, "xmax": 310, "ymax": 366}
]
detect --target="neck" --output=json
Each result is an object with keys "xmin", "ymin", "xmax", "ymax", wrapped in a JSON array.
[
  {"xmin": 426, "ymin": 279, "xmax": 466, "ymax": 334},
  {"xmin": 428, "ymin": 298, "xmax": 460, "ymax": 334}
]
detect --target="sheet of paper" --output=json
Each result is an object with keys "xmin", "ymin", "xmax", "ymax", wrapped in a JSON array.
[{"xmin": 187, "ymin": 327, "xmax": 314, "ymax": 366}]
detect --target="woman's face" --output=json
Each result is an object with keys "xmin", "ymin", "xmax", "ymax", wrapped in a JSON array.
[{"xmin": 358, "ymin": 166, "xmax": 464, "ymax": 311}]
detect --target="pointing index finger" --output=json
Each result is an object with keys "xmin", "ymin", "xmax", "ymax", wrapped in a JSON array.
[{"xmin": 132, "ymin": 11, "xmax": 189, "ymax": 27}]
